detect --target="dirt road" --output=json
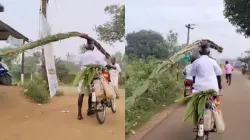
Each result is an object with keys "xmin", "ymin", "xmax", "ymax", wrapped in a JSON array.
[
  {"xmin": 0, "ymin": 86, "xmax": 125, "ymax": 140},
  {"xmin": 141, "ymin": 71, "xmax": 250, "ymax": 140}
]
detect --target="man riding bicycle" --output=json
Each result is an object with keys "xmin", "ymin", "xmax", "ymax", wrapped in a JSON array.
[
  {"xmin": 77, "ymin": 39, "xmax": 116, "ymax": 120},
  {"xmin": 191, "ymin": 41, "xmax": 223, "ymax": 93}
]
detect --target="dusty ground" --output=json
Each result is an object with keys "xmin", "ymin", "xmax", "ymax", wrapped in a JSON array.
[
  {"xmin": 136, "ymin": 71, "xmax": 250, "ymax": 140},
  {"xmin": 0, "ymin": 86, "xmax": 125, "ymax": 140}
]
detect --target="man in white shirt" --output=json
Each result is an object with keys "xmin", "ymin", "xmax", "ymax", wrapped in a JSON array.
[
  {"xmin": 77, "ymin": 39, "xmax": 116, "ymax": 120},
  {"xmin": 191, "ymin": 42, "xmax": 223, "ymax": 93},
  {"xmin": 183, "ymin": 58, "xmax": 196, "ymax": 81},
  {"xmin": 109, "ymin": 57, "xmax": 122, "ymax": 99}
]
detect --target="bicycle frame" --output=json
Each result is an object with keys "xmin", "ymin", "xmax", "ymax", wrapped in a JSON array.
[{"xmin": 195, "ymin": 95, "xmax": 219, "ymax": 139}]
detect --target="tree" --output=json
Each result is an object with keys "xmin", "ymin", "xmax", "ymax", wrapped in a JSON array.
[
  {"xmin": 55, "ymin": 58, "xmax": 70, "ymax": 81},
  {"xmin": 125, "ymin": 30, "xmax": 181, "ymax": 59},
  {"xmin": 223, "ymin": 0, "xmax": 250, "ymax": 37},
  {"xmin": 95, "ymin": 5, "xmax": 125, "ymax": 44}
]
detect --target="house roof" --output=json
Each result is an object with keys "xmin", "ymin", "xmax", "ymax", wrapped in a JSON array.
[{"xmin": 0, "ymin": 20, "xmax": 29, "ymax": 41}]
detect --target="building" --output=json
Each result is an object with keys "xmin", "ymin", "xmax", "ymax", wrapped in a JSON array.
[
  {"xmin": 0, "ymin": 3, "xmax": 4, "ymax": 12},
  {"xmin": 66, "ymin": 53, "xmax": 80, "ymax": 64}
]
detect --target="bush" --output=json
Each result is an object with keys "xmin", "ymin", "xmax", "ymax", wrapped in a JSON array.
[
  {"xmin": 55, "ymin": 90, "xmax": 64, "ymax": 97},
  {"xmin": 23, "ymin": 75, "xmax": 50, "ymax": 104},
  {"xmin": 125, "ymin": 57, "xmax": 183, "ymax": 136},
  {"xmin": 61, "ymin": 73, "xmax": 76, "ymax": 85}
]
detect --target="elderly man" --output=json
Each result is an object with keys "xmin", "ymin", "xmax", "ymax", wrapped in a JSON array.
[
  {"xmin": 109, "ymin": 57, "xmax": 121, "ymax": 99},
  {"xmin": 77, "ymin": 39, "xmax": 116, "ymax": 120}
]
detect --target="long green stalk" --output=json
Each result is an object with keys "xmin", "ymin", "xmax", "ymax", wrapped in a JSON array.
[{"xmin": 0, "ymin": 31, "xmax": 111, "ymax": 58}]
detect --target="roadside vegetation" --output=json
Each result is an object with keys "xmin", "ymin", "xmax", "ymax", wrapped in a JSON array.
[{"xmin": 125, "ymin": 30, "xmax": 186, "ymax": 136}]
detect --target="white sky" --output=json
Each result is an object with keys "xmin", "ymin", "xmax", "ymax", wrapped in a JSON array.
[
  {"xmin": 0, "ymin": 0, "xmax": 124, "ymax": 60},
  {"xmin": 126, "ymin": 0, "xmax": 250, "ymax": 59}
]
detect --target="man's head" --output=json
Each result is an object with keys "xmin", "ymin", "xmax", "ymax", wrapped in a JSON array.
[
  {"xmin": 225, "ymin": 61, "xmax": 229, "ymax": 64},
  {"xmin": 111, "ymin": 57, "xmax": 116, "ymax": 65},
  {"xmin": 199, "ymin": 41, "xmax": 210, "ymax": 55},
  {"xmin": 85, "ymin": 39, "xmax": 95, "ymax": 51}
]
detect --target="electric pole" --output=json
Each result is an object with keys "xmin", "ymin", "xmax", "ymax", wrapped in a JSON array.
[
  {"xmin": 41, "ymin": 0, "xmax": 48, "ymax": 83},
  {"xmin": 185, "ymin": 24, "xmax": 195, "ymax": 45}
]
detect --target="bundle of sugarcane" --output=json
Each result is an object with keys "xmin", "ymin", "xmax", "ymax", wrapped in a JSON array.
[
  {"xmin": 125, "ymin": 39, "xmax": 223, "ymax": 110},
  {"xmin": 73, "ymin": 64, "xmax": 106, "ymax": 88},
  {"xmin": 175, "ymin": 89, "xmax": 217, "ymax": 125}
]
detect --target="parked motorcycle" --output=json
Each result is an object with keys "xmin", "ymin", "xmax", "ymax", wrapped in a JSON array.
[{"xmin": 0, "ymin": 62, "xmax": 12, "ymax": 85}]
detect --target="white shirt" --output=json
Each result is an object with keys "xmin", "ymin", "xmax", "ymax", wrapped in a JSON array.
[
  {"xmin": 78, "ymin": 50, "xmax": 107, "ymax": 70},
  {"xmin": 183, "ymin": 64, "xmax": 193, "ymax": 80},
  {"xmin": 191, "ymin": 55, "xmax": 222, "ymax": 92},
  {"xmin": 109, "ymin": 63, "xmax": 121, "ymax": 78}
]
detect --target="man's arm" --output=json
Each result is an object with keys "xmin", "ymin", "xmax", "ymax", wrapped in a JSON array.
[{"xmin": 213, "ymin": 61, "xmax": 223, "ymax": 90}]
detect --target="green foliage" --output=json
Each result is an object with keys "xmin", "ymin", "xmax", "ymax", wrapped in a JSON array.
[
  {"xmin": 238, "ymin": 56, "xmax": 250, "ymax": 64},
  {"xmin": 175, "ymin": 90, "xmax": 217, "ymax": 125},
  {"xmin": 223, "ymin": 0, "xmax": 250, "ymax": 37},
  {"xmin": 23, "ymin": 75, "xmax": 49, "ymax": 103},
  {"xmin": 73, "ymin": 64, "xmax": 106, "ymax": 88},
  {"xmin": 55, "ymin": 90, "xmax": 64, "ymax": 97},
  {"xmin": 95, "ymin": 5, "xmax": 125, "ymax": 44},
  {"xmin": 125, "ymin": 30, "xmax": 184, "ymax": 59},
  {"xmin": 125, "ymin": 57, "xmax": 183, "ymax": 135}
]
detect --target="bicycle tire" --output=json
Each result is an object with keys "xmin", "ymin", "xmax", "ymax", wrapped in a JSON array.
[{"xmin": 94, "ymin": 102, "xmax": 106, "ymax": 124}]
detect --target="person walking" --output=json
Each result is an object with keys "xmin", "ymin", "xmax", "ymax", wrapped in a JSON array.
[
  {"xmin": 224, "ymin": 61, "xmax": 234, "ymax": 85},
  {"xmin": 109, "ymin": 57, "xmax": 122, "ymax": 99}
]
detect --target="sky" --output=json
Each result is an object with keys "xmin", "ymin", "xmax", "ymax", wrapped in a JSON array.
[
  {"xmin": 0, "ymin": 0, "xmax": 124, "ymax": 60},
  {"xmin": 126, "ymin": 0, "xmax": 250, "ymax": 59}
]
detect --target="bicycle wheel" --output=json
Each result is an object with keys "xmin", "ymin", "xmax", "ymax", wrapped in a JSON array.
[
  {"xmin": 195, "ymin": 132, "xmax": 209, "ymax": 140},
  {"xmin": 94, "ymin": 101, "xmax": 106, "ymax": 124},
  {"xmin": 110, "ymin": 99, "xmax": 116, "ymax": 113}
]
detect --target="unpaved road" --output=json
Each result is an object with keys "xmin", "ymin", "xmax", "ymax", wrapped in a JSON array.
[
  {"xmin": 0, "ymin": 86, "xmax": 125, "ymax": 140},
  {"xmin": 141, "ymin": 71, "xmax": 250, "ymax": 140}
]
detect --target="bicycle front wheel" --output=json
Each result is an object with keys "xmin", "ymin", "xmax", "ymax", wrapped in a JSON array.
[{"xmin": 94, "ymin": 102, "xmax": 106, "ymax": 124}]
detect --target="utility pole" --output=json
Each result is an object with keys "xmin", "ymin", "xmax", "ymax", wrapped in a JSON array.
[
  {"xmin": 185, "ymin": 24, "xmax": 195, "ymax": 45},
  {"xmin": 41, "ymin": 0, "xmax": 48, "ymax": 82}
]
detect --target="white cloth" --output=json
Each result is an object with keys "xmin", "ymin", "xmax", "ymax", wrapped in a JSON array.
[
  {"xmin": 183, "ymin": 64, "xmax": 193, "ymax": 80},
  {"xmin": 191, "ymin": 55, "xmax": 222, "ymax": 92},
  {"xmin": 78, "ymin": 50, "xmax": 107, "ymax": 70},
  {"xmin": 109, "ymin": 63, "xmax": 121, "ymax": 87},
  {"xmin": 77, "ymin": 50, "xmax": 107, "ymax": 94}
]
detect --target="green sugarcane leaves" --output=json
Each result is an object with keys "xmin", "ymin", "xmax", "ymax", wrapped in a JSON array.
[
  {"xmin": 73, "ymin": 64, "xmax": 106, "ymax": 88},
  {"xmin": 178, "ymin": 89, "xmax": 217, "ymax": 125}
]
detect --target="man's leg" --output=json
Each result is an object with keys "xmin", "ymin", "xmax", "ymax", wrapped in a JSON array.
[
  {"xmin": 113, "ymin": 77, "xmax": 119, "ymax": 99},
  {"xmin": 228, "ymin": 74, "xmax": 232, "ymax": 85},
  {"xmin": 87, "ymin": 92, "xmax": 95, "ymax": 116},
  {"xmin": 77, "ymin": 94, "xmax": 84, "ymax": 120},
  {"xmin": 226, "ymin": 74, "xmax": 229, "ymax": 83},
  {"xmin": 77, "ymin": 80, "xmax": 84, "ymax": 120}
]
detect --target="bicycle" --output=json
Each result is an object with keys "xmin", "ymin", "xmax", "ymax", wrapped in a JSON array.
[
  {"xmin": 90, "ymin": 68, "xmax": 117, "ymax": 124},
  {"xmin": 194, "ymin": 94, "xmax": 222, "ymax": 140}
]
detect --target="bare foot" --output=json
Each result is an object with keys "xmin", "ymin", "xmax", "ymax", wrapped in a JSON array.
[{"xmin": 77, "ymin": 115, "xmax": 83, "ymax": 120}]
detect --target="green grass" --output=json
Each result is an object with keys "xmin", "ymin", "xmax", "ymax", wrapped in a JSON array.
[{"xmin": 55, "ymin": 90, "xmax": 64, "ymax": 97}]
